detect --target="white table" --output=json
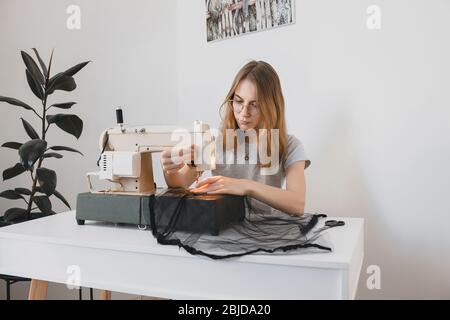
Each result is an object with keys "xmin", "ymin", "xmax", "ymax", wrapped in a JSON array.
[{"xmin": 0, "ymin": 211, "xmax": 364, "ymax": 300}]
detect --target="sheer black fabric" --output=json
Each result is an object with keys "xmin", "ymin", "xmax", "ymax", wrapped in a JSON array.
[{"xmin": 149, "ymin": 188, "xmax": 334, "ymax": 260}]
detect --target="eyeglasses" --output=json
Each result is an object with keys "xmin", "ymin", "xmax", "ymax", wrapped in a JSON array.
[{"xmin": 228, "ymin": 99, "xmax": 259, "ymax": 114}]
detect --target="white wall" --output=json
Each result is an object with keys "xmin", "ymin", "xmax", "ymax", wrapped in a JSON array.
[
  {"xmin": 0, "ymin": 0, "xmax": 178, "ymax": 299},
  {"xmin": 1, "ymin": 0, "xmax": 450, "ymax": 300},
  {"xmin": 176, "ymin": 0, "xmax": 450, "ymax": 299}
]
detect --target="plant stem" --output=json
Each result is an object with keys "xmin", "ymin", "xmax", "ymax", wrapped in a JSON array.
[
  {"xmin": 25, "ymin": 81, "xmax": 49, "ymax": 220},
  {"xmin": 42, "ymin": 96, "xmax": 47, "ymax": 140},
  {"xmin": 26, "ymin": 167, "xmax": 39, "ymax": 220}
]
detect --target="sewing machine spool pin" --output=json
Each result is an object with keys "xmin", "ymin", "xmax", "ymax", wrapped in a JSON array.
[{"xmin": 116, "ymin": 107, "xmax": 126, "ymax": 134}]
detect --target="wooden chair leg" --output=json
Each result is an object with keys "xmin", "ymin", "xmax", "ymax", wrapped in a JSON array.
[
  {"xmin": 28, "ymin": 279, "xmax": 48, "ymax": 300},
  {"xmin": 99, "ymin": 290, "xmax": 111, "ymax": 300}
]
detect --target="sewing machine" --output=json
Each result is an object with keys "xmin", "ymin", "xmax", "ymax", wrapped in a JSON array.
[{"xmin": 75, "ymin": 108, "xmax": 245, "ymax": 235}]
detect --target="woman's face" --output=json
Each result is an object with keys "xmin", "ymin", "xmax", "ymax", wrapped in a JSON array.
[{"xmin": 233, "ymin": 79, "xmax": 260, "ymax": 131}]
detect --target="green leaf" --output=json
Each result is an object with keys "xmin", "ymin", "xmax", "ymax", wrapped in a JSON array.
[
  {"xmin": 14, "ymin": 188, "xmax": 32, "ymax": 195},
  {"xmin": 48, "ymin": 146, "xmax": 83, "ymax": 156},
  {"xmin": 21, "ymin": 50, "xmax": 44, "ymax": 85},
  {"xmin": 46, "ymin": 73, "xmax": 76, "ymax": 94},
  {"xmin": 63, "ymin": 61, "xmax": 90, "ymax": 77},
  {"xmin": 0, "ymin": 217, "xmax": 11, "ymax": 227},
  {"xmin": 33, "ymin": 196, "xmax": 52, "ymax": 214},
  {"xmin": 53, "ymin": 190, "xmax": 71, "ymax": 209},
  {"xmin": 32, "ymin": 48, "xmax": 48, "ymax": 78},
  {"xmin": 3, "ymin": 163, "xmax": 26, "ymax": 181},
  {"xmin": 43, "ymin": 152, "xmax": 63, "ymax": 159},
  {"xmin": 1, "ymin": 142, "xmax": 23, "ymax": 150},
  {"xmin": 0, "ymin": 96, "xmax": 35, "ymax": 111},
  {"xmin": 46, "ymin": 114, "xmax": 83, "ymax": 139},
  {"xmin": 26, "ymin": 69, "xmax": 44, "ymax": 100},
  {"xmin": 4, "ymin": 208, "xmax": 28, "ymax": 222},
  {"xmin": 36, "ymin": 167, "xmax": 57, "ymax": 196},
  {"xmin": 18, "ymin": 139, "xmax": 47, "ymax": 170},
  {"xmin": 45, "ymin": 59, "xmax": 89, "ymax": 95},
  {"xmin": 0, "ymin": 190, "xmax": 25, "ymax": 201},
  {"xmin": 48, "ymin": 102, "xmax": 76, "ymax": 109},
  {"xmin": 21, "ymin": 118, "xmax": 40, "ymax": 139},
  {"xmin": 47, "ymin": 49, "xmax": 54, "ymax": 79}
]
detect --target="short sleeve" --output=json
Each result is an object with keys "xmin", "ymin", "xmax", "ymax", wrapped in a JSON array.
[{"xmin": 282, "ymin": 135, "xmax": 311, "ymax": 170}]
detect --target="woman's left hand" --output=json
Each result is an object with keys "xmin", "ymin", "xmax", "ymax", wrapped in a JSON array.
[{"xmin": 190, "ymin": 176, "xmax": 250, "ymax": 196}]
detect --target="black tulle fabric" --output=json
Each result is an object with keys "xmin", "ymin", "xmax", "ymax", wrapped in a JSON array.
[{"xmin": 149, "ymin": 188, "xmax": 333, "ymax": 260}]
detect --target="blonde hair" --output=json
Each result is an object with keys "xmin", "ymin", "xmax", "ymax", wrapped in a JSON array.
[{"xmin": 219, "ymin": 60, "xmax": 287, "ymax": 167}]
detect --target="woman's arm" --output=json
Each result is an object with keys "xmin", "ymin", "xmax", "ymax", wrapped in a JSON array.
[
  {"xmin": 191, "ymin": 160, "xmax": 307, "ymax": 216},
  {"xmin": 247, "ymin": 161, "xmax": 306, "ymax": 215},
  {"xmin": 161, "ymin": 144, "xmax": 199, "ymax": 189}
]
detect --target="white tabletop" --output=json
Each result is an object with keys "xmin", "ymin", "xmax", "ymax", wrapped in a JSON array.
[
  {"xmin": 0, "ymin": 211, "xmax": 362, "ymax": 268},
  {"xmin": 0, "ymin": 211, "xmax": 364, "ymax": 299}
]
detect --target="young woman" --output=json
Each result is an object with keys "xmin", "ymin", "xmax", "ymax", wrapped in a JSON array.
[{"xmin": 160, "ymin": 60, "xmax": 310, "ymax": 216}]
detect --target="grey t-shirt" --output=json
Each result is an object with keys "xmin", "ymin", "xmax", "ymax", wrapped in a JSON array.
[{"xmin": 211, "ymin": 134, "xmax": 311, "ymax": 188}]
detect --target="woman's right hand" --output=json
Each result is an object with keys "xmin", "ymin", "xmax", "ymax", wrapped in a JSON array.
[{"xmin": 161, "ymin": 144, "xmax": 195, "ymax": 174}]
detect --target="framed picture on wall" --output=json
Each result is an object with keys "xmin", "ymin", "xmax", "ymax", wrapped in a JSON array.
[{"xmin": 206, "ymin": 0, "xmax": 296, "ymax": 42}]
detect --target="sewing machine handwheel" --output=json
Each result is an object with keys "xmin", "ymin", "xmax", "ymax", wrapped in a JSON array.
[{"xmin": 76, "ymin": 219, "xmax": 85, "ymax": 226}]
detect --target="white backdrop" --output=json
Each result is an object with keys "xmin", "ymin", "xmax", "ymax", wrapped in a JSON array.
[
  {"xmin": 175, "ymin": 0, "xmax": 450, "ymax": 299},
  {"xmin": 1, "ymin": 0, "xmax": 449, "ymax": 299}
]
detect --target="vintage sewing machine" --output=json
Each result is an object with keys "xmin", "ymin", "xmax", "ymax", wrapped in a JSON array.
[{"xmin": 75, "ymin": 109, "xmax": 245, "ymax": 235}]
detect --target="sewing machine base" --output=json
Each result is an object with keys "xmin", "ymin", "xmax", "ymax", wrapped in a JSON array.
[{"xmin": 75, "ymin": 189, "xmax": 246, "ymax": 236}]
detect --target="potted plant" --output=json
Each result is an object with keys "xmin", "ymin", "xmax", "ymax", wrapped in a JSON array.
[{"xmin": 0, "ymin": 49, "xmax": 89, "ymax": 225}]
